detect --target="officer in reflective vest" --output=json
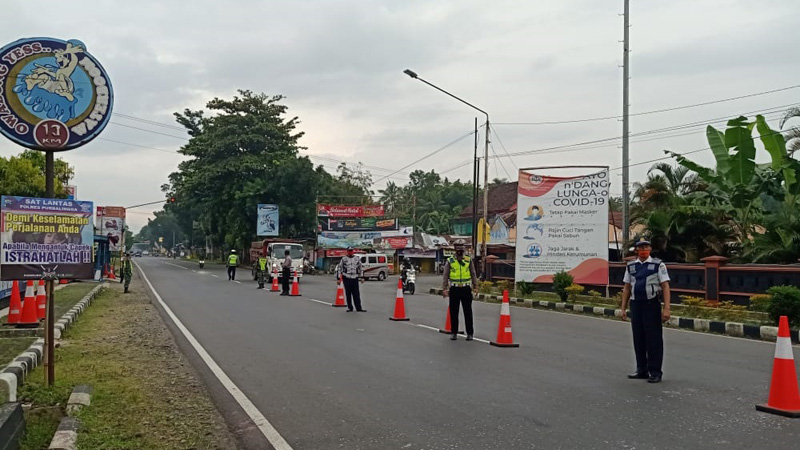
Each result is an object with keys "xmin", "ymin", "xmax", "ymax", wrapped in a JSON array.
[
  {"xmin": 256, "ymin": 254, "xmax": 268, "ymax": 289},
  {"xmin": 226, "ymin": 249, "xmax": 239, "ymax": 281},
  {"xmin": 442, "ymin": 239, "xmax": 478, "ymax": 341},
  {"xmin": 620, "ymin": 238, "xmax": 671, "ymax": 383}
]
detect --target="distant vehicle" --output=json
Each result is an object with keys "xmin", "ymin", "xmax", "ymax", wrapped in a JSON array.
[
  {"xmin": 356, "ymin": 253, "xmax": 389, "ymax": 281},
  {"xmin": 133, "ymin": 249, "xmax": 143, "ymax": 257},
  {"xmin": 142, "ymin": 250, "xmax": 150, "ymax": 256},
  {"xmin": 250, "ymin": 239, "xmax": 305, "ymax": 282}
]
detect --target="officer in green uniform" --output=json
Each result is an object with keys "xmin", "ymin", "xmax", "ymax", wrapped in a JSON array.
[
  {"xmin": 226, "ymin": 249, "xmax": 239, "ymax": 281},
  {"xmin": 122, "ymin": 252, "xmax": 133, "ymax": 293},
  {"xmin": 441, "ymin": 239, "xmax": 478, "ymax": 341},
  {"xmin": 256, "ymin": 254, "xmax": 268, "ymax": 289}
]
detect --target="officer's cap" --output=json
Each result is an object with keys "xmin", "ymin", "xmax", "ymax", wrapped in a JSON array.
[{"xmin": 634, "ymin": 237, "xmax": 651, "ymax": 247}]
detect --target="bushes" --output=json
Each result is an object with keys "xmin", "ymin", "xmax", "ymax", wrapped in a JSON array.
[
  {"xmin": 565, "ymin": 284, "xmax": 585, "ymax": 301},
  {"xmin": 766, "ymin": 285, "xmax": 800, "ymax": 327},
  {"xmin": 749, "ymin": 294, "xmax": 771, "ymax": 312},
  {"xmin": 516, "ymin": 281, "xmax": 535, "ymax": 297},
  {"xmin": 495, "ymin": 279, "xmax": 513, "ymax": 293},
  {"xmin": 587, "ymin": 290, "xmax": 602, "ymax": 298},
  {"xmin": 552, "ymin": 271, "xmax": 574, "ymax": 302}
]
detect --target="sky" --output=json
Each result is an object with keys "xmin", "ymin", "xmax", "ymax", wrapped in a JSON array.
[{"xmin": 2, "ymin": 0, "xmax": 799, "ymax": 232}]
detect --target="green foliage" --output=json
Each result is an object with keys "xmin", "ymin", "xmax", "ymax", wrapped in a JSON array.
[
  {"xmin": 552, "ymin": 271, "xmax": 573, "ymax": 302},
  {"xmin": 564, "ymin": 284, "xmax": 585, "ymax": 301},
  {"xmin": 495, "ymin": 279, "xmax": 513, "ymax": 293},
  {"xmin": 766, "ymin": 285, "xmax": 800, "ymax": 327},
  {"xmin": 749, "ymin": 294, "xmax": 772, "ymax": 312},
  {"xmin": 587, "ymin": 290, "xmax": 602, "ymax": 297},
  {"xmin": 479, "ymin": 281, "xmax": 494, "ymax": 293},
  {"xmin": 516, "ymin": 281, "xmax": 535, "ymax": 297},
  {"xmin": 0, "ymin": 150, "xmax": 72, "ymax": 198}
]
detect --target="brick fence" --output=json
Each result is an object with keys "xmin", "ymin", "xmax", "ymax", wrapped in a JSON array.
[{"xmin": 487, "ymin": 256, "xmax": 800, "ymax": 305}]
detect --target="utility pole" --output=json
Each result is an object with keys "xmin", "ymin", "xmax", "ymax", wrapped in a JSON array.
[
  {"xmin": 44, "ymin": 152, "xmax": 54, "ymax": 385},
  {"xmin": 621, "ymin": 0, "xmax": 631, "ymax": 245},
  {"xmin": 472, "ymin": 117, "xmax": 478, "ymax": 259},
  {"xmin": 482, "ymin": 118, "xmax": 490, "ymax": 279}
]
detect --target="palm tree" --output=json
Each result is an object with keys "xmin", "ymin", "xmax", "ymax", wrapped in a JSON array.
[
  {"xmin": 379, "ymin": 181, "xmax": 401, "ymax": 215},
  {"xmin": 780, "ymin": 107, "xmax": 800, "ymax": 156},
  {"xmin": 490, "ymin": 177, "xmax": 508, "ymax": 187}
]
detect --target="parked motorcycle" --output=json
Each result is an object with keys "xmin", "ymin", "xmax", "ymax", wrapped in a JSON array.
[
  {"xmin": 198, "ymin": 259, "xmax": 205, "ymax": 269},
  {"xmin": 402, "ymin": 267, "xmax": 416, "ymax": 295}
]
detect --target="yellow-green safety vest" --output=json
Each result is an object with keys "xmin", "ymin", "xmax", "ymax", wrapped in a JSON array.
[
  {"xmin": 228, "ymin": 254, "xmax": 239, "ymax": 266},
  {"xmin": 448, "ymin": 256, "xmax": 472, "ymax": 284},
  {"xmin": 258, "ymin": 257, "xmax": 267, "ymax": 271}
]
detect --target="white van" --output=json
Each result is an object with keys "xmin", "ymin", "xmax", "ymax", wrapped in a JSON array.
[{"xmin": 356, "ymin": 253, "xmax": 389, "ymax": 281}]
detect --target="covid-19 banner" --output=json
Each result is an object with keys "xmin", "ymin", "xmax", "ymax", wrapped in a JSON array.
[
  {"xmin": 257, "ymin": 204, "xmax": 279, "ymax": 236},
  {"xmin": 514, "ymin": 167, "xmax": 609, "ymax": 285},
  {"xmin": 96, "ymin": 206, "xmax": 126, "ymax": 251},
  {"xmin": 0, "ymin": 196, "xmax": 94, "ymax": 280}
]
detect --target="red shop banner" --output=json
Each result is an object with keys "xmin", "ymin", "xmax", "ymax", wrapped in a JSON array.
[
  {"xmin": 326, "ymin": 249, "xmax": 350, "ymax": 257},
  {"xmin": 317, "ymin": 204, "xmax": 385, "ymax": 218},
  {"xmin": 386, "ymin": 237, "xmax": 410, "ymax": 249}
]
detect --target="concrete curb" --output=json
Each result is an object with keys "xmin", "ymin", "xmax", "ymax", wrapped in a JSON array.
[
  {"xmin": 66, "ymin": 385, "xmax": 92, "ymax": 416},
  {"xmin": 0, "ymin": 283, "xmax": 106, "ymax": 403},
  {"xmin": 48, "ymin": 416, "xmax": 79, "ymax": 450},
  {"xmin": 429, "ymin": 288, "xmax": 797, "ymax": 343}
]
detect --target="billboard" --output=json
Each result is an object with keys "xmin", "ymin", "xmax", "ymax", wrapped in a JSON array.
[
  {"xmin": 66, "ymin": 185, "xmax": 77, "ymax": 200},
  {"xmin": 96, "ymin": 206, "xmax": 126, "ymax": 251},
  {"xmin": 319, "ymin": 217, "xmax": 398, "ymax": 232},
  {"xmin": 317, "ymin": 227, "xmax": 414, "ymax": 249},
  {"xmin": 514, "ymin": 168, "xmax": 609, "ymax": 285},
  {"xmin": 317, "ymin": 204, "xmax": 385, "ymax": 218},
  {"xmin": 257, "ymin": 204, "xmax": 279, "ymax": 237},
  {"xmin": 0, "ymin": 196, "xmax": 94, "ymax": 280}
]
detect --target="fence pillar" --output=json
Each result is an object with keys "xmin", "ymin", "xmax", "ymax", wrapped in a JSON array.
[{"xmin": 701, "ymin": 256, "xmax": 728, "ymax": 302}]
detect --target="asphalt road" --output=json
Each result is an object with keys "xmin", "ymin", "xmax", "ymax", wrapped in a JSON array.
[{"xmin": 135, "ymin": 257, "xmax": 800, "ymax": 450}]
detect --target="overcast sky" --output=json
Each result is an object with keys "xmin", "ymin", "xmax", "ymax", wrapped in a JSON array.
[{"xmin": 2, "ymin": 0, "xmax": 799, "ymax": 231}]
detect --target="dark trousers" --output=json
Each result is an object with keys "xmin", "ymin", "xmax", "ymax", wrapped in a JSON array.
[
  {"xmin": 227, "ymin": 266, "xmax": 236, "ymax": 280},
  {"xmin": 449, "ymin": 286, "xmax": 474, "ymax": 336},
  {"xmin": 343, "ymin": 277, "xmax": 362, "ymax": 311},
  {"xmin": 630, "ymin": 299, "xmax": 664, "ymax": 377},
  {"xmin": 257, "ymin": 270, "xmax": 265, "ymax": 288},
  {"xmin": 282, "ymin": 267, "xmax": 291, "ymax": 294}
]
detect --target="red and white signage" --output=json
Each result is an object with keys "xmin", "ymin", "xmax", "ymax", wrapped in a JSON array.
[{"xmin": 317, "ymin": 204, "xmax": 385, "ymax": 218}]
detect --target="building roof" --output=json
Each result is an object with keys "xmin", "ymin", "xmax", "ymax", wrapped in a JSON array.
[{"xmin": 457, "ymin": 182, "xmax": 519, "ymax": 218}]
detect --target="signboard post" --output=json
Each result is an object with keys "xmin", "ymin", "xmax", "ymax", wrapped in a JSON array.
[
  {"xmin": 514, "ymin": 167, "xmax": 609, "ymax": 285},
  {"xmin": 0, "ymin": 37, "xmax": 114, "ymax": 385}
]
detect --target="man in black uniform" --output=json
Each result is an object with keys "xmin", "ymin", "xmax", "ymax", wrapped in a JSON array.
[
  {"xmin": 620, "ymin": 238, "xmax": 671, "ymax": 383},
  {"xmin": 441, "ymin": 239, "xmax": 478, "ymax": 341},
  {"xmin": 280, "ymin": 249, "xmax": 292, "ymax": 296},
  {"xmin": 336, "ymin": 247, "xmax": 366, "ymax": 312}
]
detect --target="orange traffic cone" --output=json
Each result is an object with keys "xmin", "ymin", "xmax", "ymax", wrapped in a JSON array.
[
  {"xmin": 490, "ymin": 290, "xmax": 519, "ymax": 347},
  {"xmin": 756, "ymin": 316, "xmax": 800, "ymax": 417},
  {"xmin": 271, "ymin": 269, "xmax": 280, "ymax": 292},
  {"xmin": 289, "ymin": 271, "xmax": 301, "ymax": 296},
  {"xmin": 108, "ymin": 264, "xmax": 117, "ymax": 280},
  {"xmin": 36, "ymin": 280, "xmax": 46, "ymax": 320},
  {"xmin": 59, "ymin": 278, "xmax": 69, "ymax": 285},
  {"xmin": 332, "ymin": 279, "xmax": 346, "ymax": 307},
  {"xmin": 5, "ymin": 281, "xmax": 22, "ymax": 325},
  {"xmin": 17, "ymin": 281, "xmax": 39, "ymax": 328},
  {"xmin": 438, "ymin": 303, "xmax": 464, "ymax": 334},
  {"xmin": 390, "ymin": 279, "xmax": 409, "ymax": 321}
]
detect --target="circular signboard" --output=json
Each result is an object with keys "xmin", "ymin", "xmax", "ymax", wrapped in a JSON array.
[{"xmin": 0, "ymin": 37, "xmax": 113, "ymax": 151}]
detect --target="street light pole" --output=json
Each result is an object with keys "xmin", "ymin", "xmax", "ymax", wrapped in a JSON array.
[{"xmin": 403, "ymin": 69, "xmax": 490, "ymax": 278}]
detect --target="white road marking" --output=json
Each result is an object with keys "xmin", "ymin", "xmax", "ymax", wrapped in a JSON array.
[
  {"xmin": 211, "ymin": 274, "xmax": 219, "ymax": 278},
  {"xmin": 134, "ymin": 261, "xmax": 294, "ymax": 450},
  {"xmin": 192, "ymin": 270, "xmax": 197, "ymax": 273},
  {"xmin": 413, "ymin": 323, "xmax": 490, "ymax": 343},
  {"xmin": 234, "ymin": 281, "xmax": 242, "ymax": 284},
  {"xmin": 308, "ymin": 298, "xmax": 331, "ymax": 306},
  {"xmin": 162, "ymin": 261, "xmax": 188, "ymax": 270}
]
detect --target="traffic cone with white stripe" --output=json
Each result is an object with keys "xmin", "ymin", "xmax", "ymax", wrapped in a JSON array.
[
  {"xmin": 289, "ymin": 271, "xmax": 301, "ymax": 296},
  {"xmin": 390, "ymin": 279, "xmax": 409, "ymax": 321},
  {"xmin": 36, "ymin": 280, "xmax": 46, "ymax": 320},
  {"xmin": 4, "ymin": 281, "xmax": 22, "ymax": 326},
  {"xmin": 17, "ymin": 281, "xmax": 39, "ymax": 328},
  {"xmin": 438, "ymin": 302, "xmax": 464, "ymax": 334},
  {"xmin": 490, "ymin": 290, "xmax": 519, "ymax": 348},
  {"xmin": 756, "ymin": 316, "xmax": 800, "ymax": 417},
  {"xmin": 271, "ymin": 268, "xmax": 280, "ymax": 292},
  {"xmin": 332, "ymin": 279, "xmax": 346, "ymax": 307}
]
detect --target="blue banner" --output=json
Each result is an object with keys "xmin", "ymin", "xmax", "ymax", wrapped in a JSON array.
[{"xmin": 257, "ymin": 204, "xmax": 279, "ymax": 237}]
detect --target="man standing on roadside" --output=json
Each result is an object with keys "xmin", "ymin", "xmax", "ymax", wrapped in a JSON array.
[
  {"xmin": 620, "ymin": 238, "xmax": 671, "ymax": 383},
  {"xmin": 336, "ymin": 247, "xmax": 365, "ymax": 312},
  {"xmin": 442, "ymin": 239, "xmax": 478, "ymax": 341},
  {"xmin": 226, "ymin": 249, "xmax": 239, "ymax": 281},
  {"xmin": 122, "ymin": 252, "xmax": 133, "ymax": 293},
  {"xmin": 280, "ymin": 249, "xmax": 292, "ymax": 295}
]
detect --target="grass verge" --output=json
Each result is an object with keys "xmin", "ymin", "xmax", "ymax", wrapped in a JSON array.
[
  {"xmin": 18, "ymin": 278, "xmax": 236, "ymax": 450},
  {"xmin": 0, "ymin": 337, "xmax": 36, "ymax": 369}
]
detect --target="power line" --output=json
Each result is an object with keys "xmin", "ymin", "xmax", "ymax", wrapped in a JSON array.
[
  {"xmin": 494, "ymin": 84, "xmax": 800, "ymax": 126},
  {"xmin": 114, "ymin": 113, "xmax": 187, "ymax": 132},
  {"xmin": 109, "ymin": 121, "xmax": 189, "ymax": 140},
  {"xmin": 489, "ymin": 125, "xmax": 517, "ymax": 171},
  {"xmin": 489, "ymin": 142, "xmax": 513, "ymax": 181},
  {"xmin": 372, "ymin": 130, "xmax": 476, "ymax": 185}
]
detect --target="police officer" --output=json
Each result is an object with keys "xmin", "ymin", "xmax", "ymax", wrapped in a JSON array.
[
  {"xmin": 280, "ymin": 249, "xmax": 293, "ymax": 295},
  {"xmin": 226, "ymin": 249, "xmax": 239, "ymax": 281},
  {"xmin": 256, "ymin": 253, "xmax": 268, "ymax": 289},
  {"xmin": 336, "ymin": 247, "xmax": 365, "ymax": 311},
  {"xmin": 620, "ymin": 238, "xmax": 671, "ymax": 383},
  {"xmin": 441, "ymin": 239, "xmax": 478, "ymax": 341},
  {"xmin": 121, "ymin": 252, "xmax": 133, "ymax": 293}
]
